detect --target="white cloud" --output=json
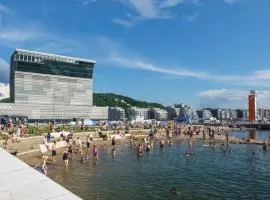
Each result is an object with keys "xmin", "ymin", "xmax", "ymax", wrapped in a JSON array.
[
  {"xmin": 182, "ymin": 11, "xmax": 199, "ymax": 22},
  {"xmin": 198, "ymin": 89, "xmax": 270, "ymax": 109},
  {"xmin": 106, "ymin": 52, "xmax": 208, "ymax": 78},
  {"xmin": 0, "ymin": 83, "xmax": 9, "ymax": 100},
  {"xmin": 97, "ymin": 39, "xmax": 270, "ymax": 87},
  {"xmin": 115, "ymin": 0, "xmax": 185, "ymax": 25},
  {"xmin": 224, "ymin": 0, "xmax": 241, "ymax": 5},
  {"xmin": 111, "ymin": 18, "xmax": 134, "ymax": 28},
  {"xmin": 77, "ymin": 0, "xmax": 96, "ymax": 5},
  {"xmin": 159, "ymin": 0, "xmax": 185, "ymax": 8},
  {"xmin": 0, "ymin": 29, "xmax": 49, "ymax": 43},
  {"xmin": 0, "ymin": 58, "xmax": 9, "ymax": 83}
]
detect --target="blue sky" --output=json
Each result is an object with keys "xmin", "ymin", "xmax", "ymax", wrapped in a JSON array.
[{"xmin": 1, "ymin": 0, "xmax": 270, "ymax": 108}]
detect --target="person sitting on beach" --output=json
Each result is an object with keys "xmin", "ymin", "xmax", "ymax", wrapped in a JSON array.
[
  {"xmin": 34, "ymin": 155, "xmax": 48, "ymax": 176},
  {"xmin": 63, "ymin": 148, "xmax": 69, "ymax": 167},
  {"xmin": 92, "ymin": 145, "xmax": 99, "ymax": 159}
]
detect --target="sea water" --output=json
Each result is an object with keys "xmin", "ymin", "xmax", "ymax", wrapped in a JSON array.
[{"xmin": 48, "ymin": 131, "xmax": 270, "ymax": 200}]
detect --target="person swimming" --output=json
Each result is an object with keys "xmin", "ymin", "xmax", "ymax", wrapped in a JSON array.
[
  {"xmin": 184, "ymin": 151, "xmax": 194, "ymax": 158},
  {"xmin": 169, "ymin": 187, "xmax": 177, "ymax": 194},
  {"xmin": 263, "ymin": 143, "xmax": 268, "ymax": 151}
]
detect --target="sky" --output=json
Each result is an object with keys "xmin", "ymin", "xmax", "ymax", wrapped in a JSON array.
[{"xmin": 1, "ymin": 0, "xmax": 270, "ymax": 109}]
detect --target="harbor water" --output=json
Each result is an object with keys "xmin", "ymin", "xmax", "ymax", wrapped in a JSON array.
[{"xmin": 48, "ymin": 131, "xmax": 270, "ymax": 200}]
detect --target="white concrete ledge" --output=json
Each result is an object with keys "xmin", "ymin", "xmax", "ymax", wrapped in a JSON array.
[{"xmin": 0, "ymin": 148, "xmax": 81, "ymax": 200}]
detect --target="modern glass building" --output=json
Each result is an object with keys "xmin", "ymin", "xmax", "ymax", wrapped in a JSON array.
[{"xmin": 0, "ymin": 49, "xmax": 108, "ymax": 122}]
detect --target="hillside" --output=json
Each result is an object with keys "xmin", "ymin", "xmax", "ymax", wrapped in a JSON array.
[
  {"xmin": 93, "ymin": 93, "xmax": 166, "ymax": 109},
  {"xmin": 0, "ymin": 94, "xmax": 167, "ymax": 110}
]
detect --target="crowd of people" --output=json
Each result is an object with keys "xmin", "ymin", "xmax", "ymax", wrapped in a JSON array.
[{"xmin": 2, "ymin": 122, "xmax": 270, "ymax": 177}]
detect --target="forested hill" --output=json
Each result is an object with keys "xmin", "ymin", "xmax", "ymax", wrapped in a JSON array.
[
  {"xmin": 0, "ymin": 93, "xmax": 166, "ymax": 110},
  {"xmin": 93, "ymin": 93, "xmax": 166, "ymax": 109}
]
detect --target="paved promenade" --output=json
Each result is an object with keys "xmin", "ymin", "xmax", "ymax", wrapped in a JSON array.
[{"xmin": 0, "ymin": 148, "xmax": 81, "ymax": 200}]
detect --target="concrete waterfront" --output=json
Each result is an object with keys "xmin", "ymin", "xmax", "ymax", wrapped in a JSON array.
[{"xmin": 0, "ymin": 148, "xmax": 81, "ymax": 200}]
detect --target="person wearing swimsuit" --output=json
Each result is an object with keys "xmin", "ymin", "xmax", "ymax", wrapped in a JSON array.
[
  {"xmin": 92, "ymin": 145, "xmax": 99, "ymax": 159},
  {"xmin": 34, "ymin": 156, "xmax": 48, "ymax": 176},
  {"xmin": 63, "ymin": 148, "xmax": 69, "ymax": 167},
  {"xmin": 146, "ymin": 143, "xmax": 151, "ymax": 152},
  {"xmin": 160, "ymin": 138, "xmax": 165, "ymax": 148},
  {"xmin": 112, "ymin": 136, "xmax": 116, "ymax": 146},
  {"xmin": 52, "ymin": 141, "xmax": 57, "ymax": 163}
]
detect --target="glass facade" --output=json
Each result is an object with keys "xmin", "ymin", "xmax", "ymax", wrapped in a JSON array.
[
  {"xmin": 10, "ymin": 49, "xmax": 95, "ymax": 107},
  {"xmin": 12, "ymin": 51, "xmax": 94, "ymax": 79}
]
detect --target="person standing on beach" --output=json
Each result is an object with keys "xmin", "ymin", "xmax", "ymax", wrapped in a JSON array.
[
  {"xmin": 63, "ymin": 148, "xmax": 69, "ymax": 167},
  {"xmin": 87, "ymin": 135, "xmax": 91, "ymax": 149},
  {"xmin": 52, "ymin": 141, "xmax": 57, "ymax": 163}
]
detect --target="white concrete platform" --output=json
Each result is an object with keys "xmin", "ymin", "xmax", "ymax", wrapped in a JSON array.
[{"xmin": 0, "ymin": 148, "xmax": 81, "ymax": 200}]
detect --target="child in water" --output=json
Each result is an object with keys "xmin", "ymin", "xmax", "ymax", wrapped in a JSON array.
[
  {"xmin": 146, "ymin": 143, "xmax": 151, "ymax": 151},
  {"xmin": 160, "ymin": 138, "xmax": 165, "ymax": 148},
  {"xmin": 137, "ymin": 144, "xmax": 144, "ymax": 155},
  {"xmin": 92, "ymin": 145, "xmax": 99, "ymax": 159}
]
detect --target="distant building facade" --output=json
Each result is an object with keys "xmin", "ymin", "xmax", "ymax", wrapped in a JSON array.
[
  {"xmin": 108, "ymin": 107, "xmax": 126, "ymax": 121},
  {"xmin": 0, "ymin": 49, "xmax": 108, "ymax": 122},
  {"xmin": 149, "ymin": 108, "xmax": 168, "ymax": 120},
  {"xmin": 127, "ymin": 107, "xmax": 150, "ymax": 121}
]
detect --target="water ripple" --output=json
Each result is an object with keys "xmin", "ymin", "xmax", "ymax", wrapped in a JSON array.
[{"xmin": 49, "ymin": 138, "xmax": 270, "ymax": 200}]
